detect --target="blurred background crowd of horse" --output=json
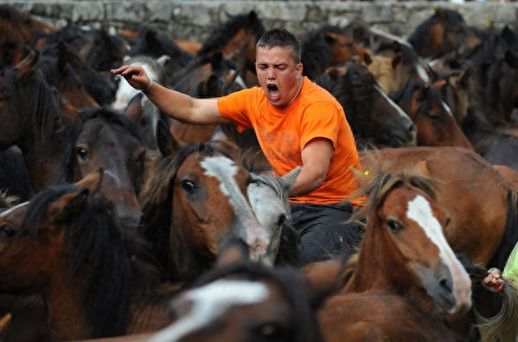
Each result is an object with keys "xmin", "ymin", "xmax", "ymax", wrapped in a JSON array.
[{"xmin": 0, "ymin": 3, "xmax": 517, "ymax": 341}]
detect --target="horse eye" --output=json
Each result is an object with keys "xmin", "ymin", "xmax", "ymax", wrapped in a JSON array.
[
  {"xmin": 444, "ymin": 217, "xmax": 451, "ymax": 227},
  {"xmin": 75, "ymin": 146, "xmax": 89, "ymax": 160},
  {"xmin": 387, "ymin": 219, "xmax": 404, "ymax": 233},
  {"xmin": 181, "ymin": 179, "xmax": 196, "ymax": 193},
  {"xmin": 0, "ymin": 225, "xmax": 16, "ymax": 239},
  {"xmin": 255, "ymin": 322, "xmax": 284, "ymax": 339},
  {"xmin": 277, "ymin": 214, "xmax": 287, "ymax": 226}
]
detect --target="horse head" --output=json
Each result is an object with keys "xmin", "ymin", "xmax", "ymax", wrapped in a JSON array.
[{"xmin": 355, "ymin": 172, "xmax": 472, "ymax": 315}]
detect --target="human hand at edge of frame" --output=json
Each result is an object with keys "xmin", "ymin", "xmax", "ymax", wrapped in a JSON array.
[{"xmin": 111, "ymin": 65, "xmax": 153, "ymax": 92}]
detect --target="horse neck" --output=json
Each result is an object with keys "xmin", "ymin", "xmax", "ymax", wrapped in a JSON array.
[
  {"xmin": 168, "ymin": 225, "xmax": 216, "ymax": 284},
  {"xmin": 127, "ymin": 284, "xmax": 182, "ymax": 334},
  {"xmin": 45, "ymin": 260, "xmax": 90, "ymax": 340},
  {"xmin": 344, "ymin": 215, "xmax": 435, "ymax": 313}
]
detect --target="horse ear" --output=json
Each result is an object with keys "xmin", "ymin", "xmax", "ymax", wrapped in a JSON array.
[
  {"xmin": 157, "ymin": 119, "xmax": 180, "ymax": 158},
  {"xmin": 280, "ymin": 167, "xmax": 301, "ymax": 192},
  {"xmin": 351, "ymin": 167, "xmax": 372, "ymax": 189},
  {"xmin": 414, "ymin": 160, "xmax": 431, "ymax": 178},
  {"xmin": 48, "ymin": 188, "xmax": 90, "ymax": 223},
  {"xmin": 157, "ymin": 54, "xmax": 170, "ymax": 66},
  {"xmin": 124, "ymin": 93, "xmax": 144, "ymax": 122},
  {"xmin": 504, "ymin": 50, "xmax": 518, "ymax": 69},
  {"xmin": 434, "ymin": 7, "xmax": 447, "ymax": 19},
  {"xmin": 14, "ymin": 46, "xmax": 38, "ymax": 80},
  {"xmin": 431, "ymin": 79, "xmax": 447, "ymax": 90},
  {"xmin": 324, "ymin": 31, "xmax": 338, "ymax": 44},
  {"xmin": 391, "ymin": 53, "xmax": 402, "ymax": 70},
  {"xmin": 75, "ymin": 168, "xmax": 104, "ymax": 195},
  {"xmin": 362, "ymin": 51, "xmax": 372, "ymax": 65},
  {"xmin": 301, "ymin": 259, "xmax": 343, "ymax": 309},
  {"xmin": 56, "ymin": 41, "xmax": 68, "ymax": 74}
]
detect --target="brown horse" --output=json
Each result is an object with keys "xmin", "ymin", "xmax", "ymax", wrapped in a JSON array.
[
  {"xmin": 0, "ymin": 171, "xmax": 178, "ymax": 341},
  {"xmin": 360, "ymin": 147, "xmax": 518, "ymax": 270},
  {"xmin": 392, "ymin": 78, "xmax": 473, "ymax": 148},
  {"xmin": 319, "ymin": 172, "xmax": 472, "ymax": 341},
  {"xmin": 0, "ymin": 52, "xmax": 147, "ymax": 226},
  {"xmin": 139, "ymin": 141, "xmax": 274, "ymax": 283},
  {"xmin": 408, "ymin": 7, "xmax": 481, "ymax": 59},
  {"xmin": 197, "ymin": 10, "xmax": 265, "ymax": 87},
  {"xmin": 149, "ymin": 242, "xmax": 333, "ymax": 342},
  {"xmin": 301, "ymin": 25, "xmax": 364, "ymax": 80}
]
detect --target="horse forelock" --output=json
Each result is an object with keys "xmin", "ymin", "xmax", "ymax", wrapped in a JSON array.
[{"xmin": 80, "ymin": 107, "xmax": 143, "ymax": 142}]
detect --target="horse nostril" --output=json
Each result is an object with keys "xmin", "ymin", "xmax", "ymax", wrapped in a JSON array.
[
  {"xmin": 439, "ymin": 277, "xmax": 452, "ymax": 293},
  {"xmin": 408, "ymin": 123, "xmax": 417, "ymax": 135}
]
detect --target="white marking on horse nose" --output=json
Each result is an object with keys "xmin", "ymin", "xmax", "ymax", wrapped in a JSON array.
[
  {"xmin": 149, "ymin": 280, "xmax": 269, "ymax": 342},
  {"xmin": 200, "ymin": 156, "xmax": 271, "ymax": 255},
  {"xmin": 406, "ymin": 195, "xmax": 472, "ymax": 313},
  {"xmin": 375, "ymin": 85, "xmax": 412, "ymax": 121}
]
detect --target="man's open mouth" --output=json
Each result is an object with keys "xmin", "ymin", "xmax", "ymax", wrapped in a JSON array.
[{"xmin": 266, "ymin": 84, "xmax": 280, "ymax": 100}]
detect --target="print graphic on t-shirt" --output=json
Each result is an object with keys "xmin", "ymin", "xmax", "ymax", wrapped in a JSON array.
[{"xmin": 258, "ymin": 128, "xmax": 299, "ymax": 172}]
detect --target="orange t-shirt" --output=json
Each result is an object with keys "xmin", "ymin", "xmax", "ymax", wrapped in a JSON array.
[{"xmin": 217, "ymin": 77, "xmax": 361, "ymax": 205}]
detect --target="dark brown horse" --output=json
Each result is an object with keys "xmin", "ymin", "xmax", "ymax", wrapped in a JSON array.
[
  {"xmin": 319, "ymin": 172, "xmax": 472, "ymax": 341},
  {"xmin": 360, "ymin": 147, "xmax": 518, "ymax": 270},
  {"xmin": 392, "ymin": 78, "xmax": 473, "ymax": 148},
  {"xmin": 0, "ymin": 52, "xmax": 147, "ymax": 225},
  {"xmin": 301, "ymin": 24, "xmax": 364, "ymax": 80},
  {"xmin": 408, "ymin": 7, "xmax": 481, "ymax": 59},
  {"xmin": 0, "ymin": 171, "xmax": 178, "ymax": 341},
  {"xmin": 197, "ymin": 10, "xmax": 265, "ymax": 87},
  {"xmin": 149, "ymin": 242, "xmax": 333, "ymax": 342},
  {"xmin": 316, "ymin": 61, "xmax": 416, "ymax": 148}
]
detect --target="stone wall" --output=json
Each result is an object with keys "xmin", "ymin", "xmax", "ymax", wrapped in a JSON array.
[{"xmin": 3, "ymin": 1, "xmax": 518, "ymax": 40}]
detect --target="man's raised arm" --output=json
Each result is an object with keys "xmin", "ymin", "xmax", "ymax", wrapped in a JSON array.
[{"xmin": 111, "ymin": 65, "xmax": 230, "ymax": 125}]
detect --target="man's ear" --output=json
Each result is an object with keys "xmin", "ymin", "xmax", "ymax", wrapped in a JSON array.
[{"xmin": 296, "ymin": 62, "xmax": 303, "ymax": 76}]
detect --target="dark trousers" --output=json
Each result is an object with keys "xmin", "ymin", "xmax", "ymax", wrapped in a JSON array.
[{"xmin": 291, "ymin": 202, "xmax": 363, "ymax": 266}]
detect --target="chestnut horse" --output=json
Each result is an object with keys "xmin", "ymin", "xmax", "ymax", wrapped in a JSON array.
[
  {"xmin": 0, "ymin": 171, "xmax": 178, "ymax": 341},
  {"xmin": 360, "ymin": 147, "xmax": 518, "ymax": 270},
  {"xmin": 319, "ymin": 172, "xmax": 472, "ymax": 341},
  {"xmin": 139, "ymin": 142, "xmax": 276, "ymax": 283}
]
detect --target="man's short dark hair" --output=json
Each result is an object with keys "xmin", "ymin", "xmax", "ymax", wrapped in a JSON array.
[{"xmin": 256, "ymin": 28, "xmax": 301, "ymax": 64}]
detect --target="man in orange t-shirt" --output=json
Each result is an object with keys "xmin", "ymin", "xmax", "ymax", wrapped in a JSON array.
[{"xmin": 112, "ymin": 28, "xmax": 363, "ymax": 265}]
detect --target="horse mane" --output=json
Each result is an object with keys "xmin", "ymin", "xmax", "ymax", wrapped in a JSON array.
[
  {"xmin": 140, "ymin": 142, "xmax": 235, "ymax": 281},
  {"xmin": 4, "ymin": 63, "xmax": 79, "ymax": 153},
  {"xmin": 192, "ymin": 261, "xmax": 323, "ymax": 342},
  {"xmin": 20, "ymin": 184, "xmax": 161, "ymax": 338},
  {"xmin": 349, "ymin": 168, "xmax": 438, "ymax": 224},
  {"xmin": 328, "ymin": 62, "xmax": 379, "ymax": 141},
  {"xmin": 197, "ymin": 10, "xmax": 265, "ymax": 57}
]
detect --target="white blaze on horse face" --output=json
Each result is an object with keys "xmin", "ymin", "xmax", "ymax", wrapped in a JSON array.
[
  {"xmin": 441, "ymin": 100, "xmax": 454, "ymax": 118},
  {"xmin": 0, "ymin": 201, "xmax": 29, "ymax": 217},
  {"xmin": 200, "ymin": 156, "xmax": 271, "ymax": 260},
  {"xmin": 406, "ymin": 195, "xmax": 472, "ymax": 313},
  {"xmin": 375, "ymin": 85, "xmax": 412, "ymax": 121},
  {"xmin": 150, "ymin": 280, "xmax": 269, "ymax": 342}
]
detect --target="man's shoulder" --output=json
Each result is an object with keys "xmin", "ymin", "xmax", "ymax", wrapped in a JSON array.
[{"xmin": 300, "ymin": 78, "xmax": 343, "ymax": 112}]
